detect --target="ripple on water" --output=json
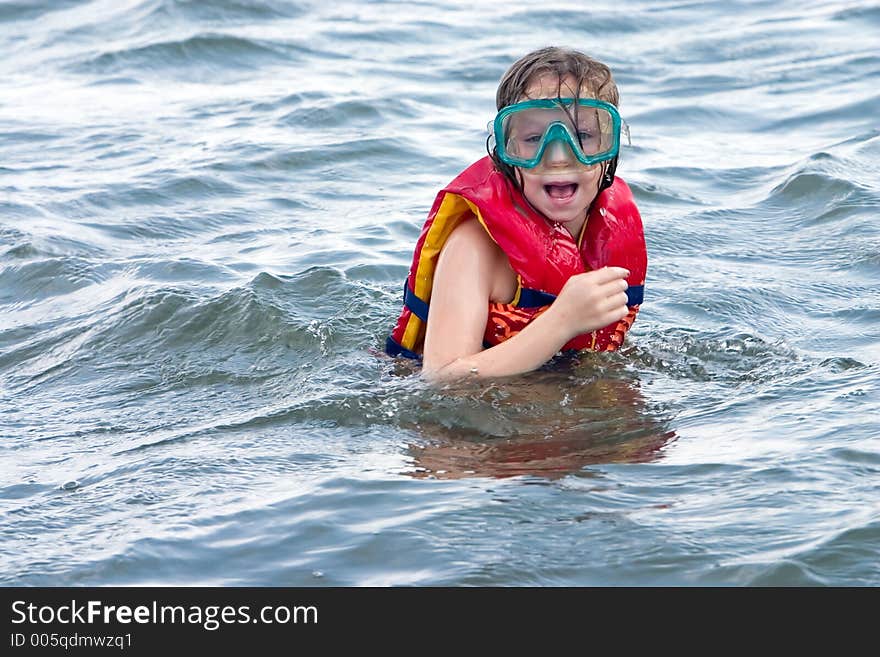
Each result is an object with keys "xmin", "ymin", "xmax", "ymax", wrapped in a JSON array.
[
  {"xmin": 151, "ymin": 0, "xmax": 305, "ymax": 23},
  {"xmin": 630, "ymin": 327, "xmax": 807, "ymax": 385},
  {"xmin": 78, "ymin": 175, "xmax": 244, "ymax": 211},
  {"xmin": 0, "ymin": 0, "xmax": 81, "ymax": 23},
  {"xmin": 765, "ymin": 170, "xmax": 870, "ymax": 217},
  {"xmin": 747, "ymin": 519, "xmax": 880, "ymax": 586},
  {"xmin": 761, "ymin": 93, "xmax": 880, "ymax": 134},
  {"xmin": 832, "ymin": 5, "xmax": 880, "ymax": 25},
  {"xmin": 0, "ymin": 256, "xmax": 113, "ymax": 304},
  {"xmin": 68, "ymin": 33, "xmax": 302, "ymax": 78},
  {"xmin": 277, "ymin": 99, "xmax": 394, "ymax": 130}
]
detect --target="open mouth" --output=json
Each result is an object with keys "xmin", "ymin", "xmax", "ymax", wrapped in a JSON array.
[{"xmin": 544, "ymin": 183, "xmax": 578, "ymax": 201}]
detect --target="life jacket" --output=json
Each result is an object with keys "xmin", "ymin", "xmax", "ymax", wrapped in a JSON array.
[{"xmin": 386, "ymin": 156, "xmax": 646, "ymax": 359}]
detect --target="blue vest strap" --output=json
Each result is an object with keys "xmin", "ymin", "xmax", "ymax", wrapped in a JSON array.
[
  {"xmin": 403, "ymin": 282, "xmax": 430, "ymax": 322},
  {"xmin": 516, "ymin": 287, "xmax": 557, "ymax": 308},
  {"xmin": 626, "ymin": 285, "xmax": 644, "ymax": 306},
  {"xmin": 385, "ymin": 336, "xmax": 422, "ymax": 360},
  {"xmin": 518, "ymin": 285, "xmax": 644, "ymax": 308}
]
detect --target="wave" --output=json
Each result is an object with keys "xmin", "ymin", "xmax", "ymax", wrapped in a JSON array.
[
  {"xmin": 147, "ymin": 0, "xmax": 305, "ymax": 23},
  {"xmin": 755, "ymin": 143, "xmax": 879, "ymax": 236},
  {"xmin": 0, "ymin": 0, "xmax": 83, "ymax": 23},
  {"xmin": 0, "ymin": 256, "xmax": 112, "ymax": 307},
  {"xmin": 2, "ymin": 0, "xmax": 302, "ymax": 27},
  {"xmin": 760, "ymin": 93, "xmax": 880, "ymax": 134},
  {"xmin": 0, "ymin": 265, "xmax": 391, "ymax": 390},
  {"xmin": 833, "ymin": 4, "xmax": 880, "ymax": 25},
  {"xmin": 630, "ymin": 327, "xmax": 811, "ymax": 384},
  {"xmin": 70, "ymin": 33, "xmax": 297, "ymax": 76},
  {"xmin": 232, "ymin": 136, "xmax": 425, "ymax": 174},
  {"xmin": 742, "ymin": 517, "xmax": 880, "ymax": 586},
  {"xmin": 501, "ymin": 7, "xmax": 648, "ymax": 33},
  {"xmin": 76, "ymin": 175, "xmax": 244, "ymax": 211},
  {"xmin": 766, "ymin": 170, "xmax": 867, "ymax": 209}
]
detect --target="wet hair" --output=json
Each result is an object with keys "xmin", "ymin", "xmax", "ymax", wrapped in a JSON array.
[{"xmin": 488, "ymin": 46, "xmax": 621, "ymax": 194}]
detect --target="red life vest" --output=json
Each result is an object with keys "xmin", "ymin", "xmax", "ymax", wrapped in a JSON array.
[{"xmin": 386, "ymin": 156, "xmax": 647, "ymax": 359}]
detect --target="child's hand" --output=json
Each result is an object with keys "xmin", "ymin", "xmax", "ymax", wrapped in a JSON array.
[{"xmin": 552, "ymin": 267, "xmax": 630, "ymax": 338}]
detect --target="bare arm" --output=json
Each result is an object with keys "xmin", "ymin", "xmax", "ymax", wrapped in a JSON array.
[{"xmin": 422, "ymin": 220, "xmax": 630, "ymax": 381}]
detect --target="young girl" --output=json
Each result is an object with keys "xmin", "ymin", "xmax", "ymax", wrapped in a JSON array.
[{"xmin": 386, "ymin": 47, "xmax": 647, "ymax": 380}]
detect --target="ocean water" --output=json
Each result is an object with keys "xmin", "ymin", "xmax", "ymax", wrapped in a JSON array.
[{"xmin": 1, "ymin": 0, "xmax": 878, "ymax": 586}]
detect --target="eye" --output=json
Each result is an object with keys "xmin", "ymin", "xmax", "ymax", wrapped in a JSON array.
[
  {"xmin": 577, "ymin": 131, "xmax": 594, "ymax": 141},
  {"xmin": 523, "ymin": 134, "xmax": 543, "ymax": 144}
]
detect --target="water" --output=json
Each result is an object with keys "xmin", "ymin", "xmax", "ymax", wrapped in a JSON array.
[{"xmin": 1, "ymin": 0, "xmax": 878, "ymax": 586}]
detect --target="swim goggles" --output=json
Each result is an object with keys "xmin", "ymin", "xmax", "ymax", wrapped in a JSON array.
[{"xmin": 492, "ymin": 98, "xmax": 622, "ymax": 169}]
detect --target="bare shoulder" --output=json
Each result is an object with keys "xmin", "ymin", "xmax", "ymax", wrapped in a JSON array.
[
  {"xmin": 438, "ymin": 218, "xmax": 516, "ymax": 303},
  {"xmin": 442, "ymin": 217, "xmax": 498, "ymax": 257}
]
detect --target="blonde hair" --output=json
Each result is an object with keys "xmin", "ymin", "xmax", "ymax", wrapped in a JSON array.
[{"xmin": 496, "ymin": 46, "xmax": 619, "ymax": 110}]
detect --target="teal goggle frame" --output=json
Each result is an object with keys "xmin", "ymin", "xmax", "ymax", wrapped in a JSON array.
[{"xmin": 493, "ymin": 98, "xmax": 622, "ymax": 169}]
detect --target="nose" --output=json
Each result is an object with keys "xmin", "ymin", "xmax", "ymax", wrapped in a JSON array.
[{"xmin": 542, "ymin": 137, "xmax": 577, "ymax": 166}]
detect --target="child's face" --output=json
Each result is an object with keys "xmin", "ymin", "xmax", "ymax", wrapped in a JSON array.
[{"xmin": 516, "ymin": 74, "xmax": 603, "ymax": 231}]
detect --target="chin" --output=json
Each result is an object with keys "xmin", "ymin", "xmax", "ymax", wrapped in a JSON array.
[{"xmin": 540, "ymin": 198, "xmax": 591, "ymax": 225}]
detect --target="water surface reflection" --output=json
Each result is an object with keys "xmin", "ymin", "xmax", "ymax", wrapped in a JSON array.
[{"xmin": 403, "ymin": 365, "xmax": 676, "ymax": 479}]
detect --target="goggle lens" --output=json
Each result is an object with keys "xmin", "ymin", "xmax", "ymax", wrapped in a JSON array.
[{"xmin": 494, "ymin": 98, "xmax": 621, "ymax": 169}]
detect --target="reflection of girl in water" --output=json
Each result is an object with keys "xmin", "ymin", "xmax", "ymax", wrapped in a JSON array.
[{"xmin": 405, "ymin": 367, "xmax": 676, "ymax": 479}]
